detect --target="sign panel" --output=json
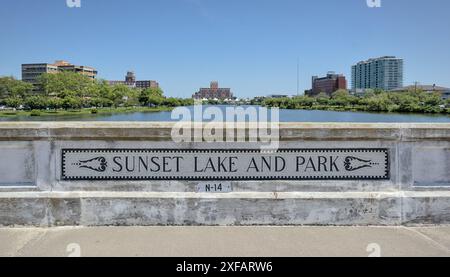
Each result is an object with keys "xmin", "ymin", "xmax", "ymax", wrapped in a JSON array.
[{"xmin": 61, "ymin": 149, "xmax": 389, "ymax": 181}]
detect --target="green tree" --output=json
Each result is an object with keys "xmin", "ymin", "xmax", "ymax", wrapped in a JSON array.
[
  {"xmin": 5, "ymin": 97, "xmax": 24, "ymax": 109},
  {"xmin": 62, "ymin": 97, "xmax": 82, "ymax": 110},
  {"xmin": 163, "ymin": 97, "xmax": 182, "ymax": 107},
  {"xmin": 139, "ymin": 87, "xmax": 165, "ymax": 106},
  {"xmin": 108, "ymin": 84, "xmax": 133, "ymax": 107},
  {"xmin": 363, "ymin": 90, "xmax": 376, "ymax": 98},
  {"xmin": 38, "ymin": 72, "xmax": 94, "ymax": 97},
  {"xmin": 331, "ymin": 89, "xmax": 350, "ymax": 98},
  {"xmin": 330, "ymin": 90, "xmax": 357, "ymax": 106},
  {"xmin": 363, "ymin": 94, "xmax": 395, "ymax": 112},
  {"xmin": 47, "ymin": 98, "xmax": 63, "ymax": 110},
  {"xmin": 315, "ymin": 92, "xmax": 330, "ymax": 105},
  {"xmin": 181, "ymin": 98, "xmax": 195, "ymax": 106},
  {"xmin": 147, "ymin": 95, "xmax": 164, "ymax": 106},
  {"xmin": 96, "ymin": 80, "xmax": 113, "ymax": 98},
  {"xmin": 88, "ymin": 97, "xmax": 114, "ymax": 108},
  {"xmin": 0, "ymin": 77, "xmax": 33, "ymax": 101},
  {"xmin": 423, "ymin": 92, "xmax": 443, "ymax": 107},
  {"xmin": 395, "ymin": 94, "xmax": 421, "ymax": 112},
  {"xmin": 24, "ymin": 96, "xmax": 48, "ymax": 110}
]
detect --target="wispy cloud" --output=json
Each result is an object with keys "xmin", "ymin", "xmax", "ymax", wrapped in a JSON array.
[{"xmin": 183, "ymin": 0, "xmax": 213, "ymax": 20}]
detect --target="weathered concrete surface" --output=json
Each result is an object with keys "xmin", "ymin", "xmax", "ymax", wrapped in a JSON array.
[
  {"xmin": 1, "ymin": 226, "xmax": 449, "ymax": 257},
  {"xmin": 0, "ymin": 122, "xmax": 448, "ymax": 141},
  {"xmin": 0, "ymin": 191, "xmax": 450, "ymax": 226},
  {"xmin": 0, "ymin": 123, "xmax": 449, "ymax": 226}
]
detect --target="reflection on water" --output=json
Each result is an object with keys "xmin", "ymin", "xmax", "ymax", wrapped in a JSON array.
[{"xmin": 1, "ymin": 105, "xmax": 449, "ymax": 123}]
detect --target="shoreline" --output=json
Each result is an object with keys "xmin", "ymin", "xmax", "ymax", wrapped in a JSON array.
[
  {"xmin": 0, "ymin": 106, "xmax": 174, "ymax": 118},
  {"xmin": 0, "ymin": 104, "xmax": 449, "ymax": 121},
  {"xmin": 264, "ymin": 105, "xmax": 450, "ymax": 116}
]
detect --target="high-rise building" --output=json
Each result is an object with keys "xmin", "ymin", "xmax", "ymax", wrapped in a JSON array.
[
  {"xmin": 22, "ymin": 60, "xmax": 97, "ymax": 85},
  {"xmin": 307, "ymin": 72, "xmax": 347, "ymax": 96},
  {"xmin": 192, "ymin": 81, "xmax": 234, "ymax": 100},
  {"xmin": 109, "ymin": 71, "xmax": 159, "ymax": 90},
  {"xmin": 351, "ymin": 56, "xmax": 403, "ymax": 92}
]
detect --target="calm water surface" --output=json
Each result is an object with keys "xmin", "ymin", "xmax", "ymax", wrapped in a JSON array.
[{"xmin": 1, "ymin": 105, "xmax": 449, "ymax": 123}]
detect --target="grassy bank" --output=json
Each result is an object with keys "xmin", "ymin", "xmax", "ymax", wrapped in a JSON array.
[
  {"xmin": 0, "ymin": 106, "xmax": 173, "ymax": 118},
  {"xmin": 266, "ymin": 104, "xmax": 450, "ymax": 114},
  {"xmin": 262, "ymin": 90, "xmax": 450, "ymax": 115}
]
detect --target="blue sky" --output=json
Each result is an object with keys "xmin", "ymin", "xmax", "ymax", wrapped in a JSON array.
[{"xmin": 1, "ymin": 0, "xmax": 450, "ymax": 98}]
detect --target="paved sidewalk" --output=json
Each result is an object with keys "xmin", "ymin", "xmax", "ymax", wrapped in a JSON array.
[{"xmin": 1, "ymin": 226, "xmax": 449, "ymax": 257}]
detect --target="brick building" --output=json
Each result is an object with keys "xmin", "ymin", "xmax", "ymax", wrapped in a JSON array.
[
  {"xmin": 307, "ymin": 72, "xmax": 347, "ymax": 96},
  {"xmin": 192, "ymin": 81, "xmax": 234, "ymax": 100},
  {"xmin": 109, "ymin": 71, "xmax": 159, "ymax": 90}
]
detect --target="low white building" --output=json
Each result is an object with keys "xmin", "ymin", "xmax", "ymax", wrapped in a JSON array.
[{"xmin": 390, "ymin": 85, "xmax": 450, "ymax": 100}]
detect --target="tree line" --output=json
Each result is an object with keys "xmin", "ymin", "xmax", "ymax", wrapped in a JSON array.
[
  {"xmin": 262, "ymin": 89, "xmax": 450, "ymax": 114},
  {"xmin": 0, "ymin": 72, "xmax": 193, "ymax": 110}
]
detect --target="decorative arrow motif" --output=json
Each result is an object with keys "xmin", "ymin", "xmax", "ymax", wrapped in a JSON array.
[
  {"xmin": 344, "ymin": 156, "xmax": 379, "ymax": 171},
  {"xmin": 73, "ymin": 157, "xmax": 108, "ymax": 172}
]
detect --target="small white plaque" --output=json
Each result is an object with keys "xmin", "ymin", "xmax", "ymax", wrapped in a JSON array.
[{"xmin": 196, "ymin": 181, "xmax": 233, "ymax": 193}]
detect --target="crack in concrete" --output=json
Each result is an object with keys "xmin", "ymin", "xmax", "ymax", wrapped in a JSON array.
[
  {"xmin": 14, "ymin": 228, "xmax": 49, "ymax": 257},
  {"xmin": 402, "ymin": 226, "xmax": 450, "ymax": 254}
]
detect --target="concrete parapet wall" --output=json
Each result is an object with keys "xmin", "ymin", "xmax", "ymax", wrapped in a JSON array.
[{"xmin": 0, "ymin": 122, "xmax": 449, "ymax": 226}]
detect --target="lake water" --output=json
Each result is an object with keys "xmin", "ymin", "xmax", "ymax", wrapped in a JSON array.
[{"xmin": 1, "ymin": 105, "xmax": 450, "ymax": 122}]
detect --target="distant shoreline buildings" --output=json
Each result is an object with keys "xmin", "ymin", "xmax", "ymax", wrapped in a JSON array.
[
  {"xmin": 22, "ymin": 60, "xmax": 97, "ymax": 85},
  {"xmin": 193, "ymin": 81, "xmax": 234, "ymax": 100},
  {"xmin": 391, "ymin": 84, "xmax": 450, "ymax": 100},
  {"xmin": 306, "ymin": 72, "xmax": 347, "ymax": 97},
  {"xmin": 15, "ymin": 56, "xmax": 449, "ymax": 100},
  {"xmin": 109, "ymin": 71, "xmax": 159, "ymax": 90},
  {"xmin": 21, "ymin": 61, "xmax": 160, "ymax": 92},
  {"xmin": 305, "ymin": 56, "xmax": 404, "ymax": 97},
  {"xmin": 351, "ymin": 56, "xmax": 403, "ymax": 93}
]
